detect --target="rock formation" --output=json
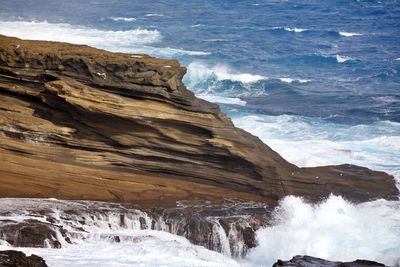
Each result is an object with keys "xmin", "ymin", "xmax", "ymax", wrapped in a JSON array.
[
  {"xmin": 0, "ymin": 198, "xmax": 270, "ymax": 257},
  {"xmin": 273, "ymin": 255, "xmax": 386, "ymax": 267},
  {"xmin": 0, "ymin": 250, "xmax": 48, "ymax": 267},
  {"xmin": 0, "ymin": 35, "xmax": 398, "ymax": 207}
]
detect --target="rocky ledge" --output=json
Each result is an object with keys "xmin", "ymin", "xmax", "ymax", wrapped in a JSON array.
[
  {"xmin": 0, "ymin": 35, "xmax": 398, "ymax": 206},
  {"xmin": 0, "ymin": 198, "xmax": 270, "ymax": 257},
  {"xmin": 273, "ymin": 255, "xmax": 386, "ymax": 267}
]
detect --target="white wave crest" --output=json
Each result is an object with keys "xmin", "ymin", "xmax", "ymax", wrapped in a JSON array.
[
  {"xmin": 197, "ymin": 95, "xmax": 246, "ymax": 106},
  {"xmin": 277, "ymin": 77, "xmax": 312, "ymax": 84},
  {"xmin": 339, "ymin": 31, "xmax": 362, "ymax": 37},
  {"xmin": 186, "ymin": 62, "xmax": 267, "ymax": 85},
  {"xmin": 109, "ymin": 17, "xmax": 136, "ymax": 22},
  {"xmin": 0, "ymin": 20, "xmax": 161, "ymax": 48},
  {"xmin": 335, "ymin": 54, "xmax": 353, "ymax": 63},
  {"xmin": 271, "ymin": 27, "xmax": 309, "ymax": 33},
  {"xmin": 231, "ymin": 113, "xmax": 400, "ymax": 174},
  {"xmin": 245, "ymin": 195, "xmax": 400, "ymax": 267},
  {"xmin": 145, "ymin": 13, "xmax": 164, "ymax": 17},
  {"xmin": 0, "ymin": 20, "xmax": 210, "ymax": 58},
  {"xmin": 284, "ymin": 27, "xmax": 308, "ymax": 33}
]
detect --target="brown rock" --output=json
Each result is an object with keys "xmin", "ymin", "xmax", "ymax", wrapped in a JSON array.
[{"xmin": 0, "ymin": 35, "xmax": 398, "ymax": 207}]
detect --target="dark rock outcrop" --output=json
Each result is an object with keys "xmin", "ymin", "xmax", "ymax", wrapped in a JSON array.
[
  {"xmin": 0, "ymin": 35, "xmax": 398, "ymax": 206},
  {"xmin": 0, "ymin": 219, "xmax": 64, "ymax": 249},
  {"xmin": 0, "ymin": 250, "xmax": 48, "ymax": 267},
  {"xmin": 273, "ymin": 255, "xmax": 386, "ymax": 267}
]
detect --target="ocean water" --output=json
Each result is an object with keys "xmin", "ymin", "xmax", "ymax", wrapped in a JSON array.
[{"xmin": 0, "ymin": 0, "xmax": 399, "ymax": 266}]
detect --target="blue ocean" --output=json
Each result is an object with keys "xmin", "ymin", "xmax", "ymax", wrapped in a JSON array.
[{"xmin": 0, "ymin": 1, "xmax": 399, "ymax": 266}]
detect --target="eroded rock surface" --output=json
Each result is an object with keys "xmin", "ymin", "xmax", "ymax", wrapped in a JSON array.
[{"xmin": 0, "ymin": 35, "xmax": 398, "ymax": 206}]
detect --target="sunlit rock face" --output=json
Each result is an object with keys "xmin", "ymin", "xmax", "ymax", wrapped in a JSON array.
[{"xmin": 0, "ymin": 34, "xmax": 398, "ymax": 206}]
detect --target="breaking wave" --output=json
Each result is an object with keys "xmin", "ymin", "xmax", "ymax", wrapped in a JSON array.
[
  {"xmin": 0, "ymin": 20, "xmax": 160, "ymax": 48},
  {"xmin": 0, "ymin": 20, "xmax": 160, "ymax": 45},
  {"xmin": 245, "ymin": 196, "xmax": 400, "ymax": 267},
  {"xmin": 0, "ymin": 20, "xmax": 211, "ymax": 58}
]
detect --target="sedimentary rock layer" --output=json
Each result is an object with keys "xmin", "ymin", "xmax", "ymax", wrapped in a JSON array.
[{"xmin": 0, "ymin": 35, "xmax": 398, "ymax": 206}]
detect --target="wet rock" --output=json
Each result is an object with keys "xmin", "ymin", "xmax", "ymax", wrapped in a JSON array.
[
  {"xmin": 273, "ymin": 255, "xmax": 386, "ymax": 267},
  {"xmin": 0, "ymin": 198, "xmax": 269, "ymax": 257},
  {"xmin": 0, "ymin": 250, "xmax": 48, "ymax": 267},
  {"xmin": 148, "ymin": 200, "xmax": 271, "ymax": 257},
  {"xmin": 0, "ymin": 220, "xmax": 63, "ymax": 248}
]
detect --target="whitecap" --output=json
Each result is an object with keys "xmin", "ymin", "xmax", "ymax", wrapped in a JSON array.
[
  {"xmin": 335, "ymin": 54, "xmax": 353, "ymax": 63},
  {"xmin": 270, "ymin": 27, "xmax": 309, "ymax": 33},
  {"xmin": 191, "ymin": 24, "xmax": 204, "ymax": 28},
  {"xmin": 197, "ymin": 95, "xmax": 246, "ymax": 106},
  {"xmin": 145, "ymin": 13, "xmax": 164, "ymax": 17},
  {"xmin": 339, "ymin": 31, "xmax": 362, "ymax": 37},
  {"xmin": 277, "ymin": 77, "xmax": 312, "ymax": 84},
  {"xmin": 284, "ymin": 27, "xmax": 308, "ymax": 33},
  {"xmin": 394, "ymin": 58, "xmax": 400, "ymax": 61},
  {"xmin": 109, "ymin": 17, "xmax": 136, "ymax": 22},
  {"xmin": 138, "ymin": 46, "xmax": 211, "ymax": 57},
  {"xmin": 186, "ymin": 62, "xmax": 267, "ymax": 85}
]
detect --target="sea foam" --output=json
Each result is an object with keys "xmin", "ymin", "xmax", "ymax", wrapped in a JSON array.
[
  {"xmin": 185, "ymin": 62, "xmax": 310, "ymax": 85},
  {"xmin": 231, "ymin": 113, "xmax": 400, "ymax": 171},
  {"xmin": 245, "ymin": 196, "xmax": 400, "ymax": 267},
  {"xmin": 0, "ymin": 231, "xmax": 239, "ymax": 267},
  {"xmin": 233, "ymin": 113, "xmax": 400, "ymax": 267},
  {"xmin": 185, "ymin": 62, "xmax": 267, "ymax": 85},
  {"xmin": 0, "ymin": 20, "xmax": 210, "ymax": 58},
  {"xmin": 0, "ymin": 20, "xmax": 161, "ymax": 47}
]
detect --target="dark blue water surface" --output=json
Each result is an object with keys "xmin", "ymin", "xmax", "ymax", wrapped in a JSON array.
[{"xmin": 1, "ymin": 0, "xmax": 399, "ymax": 124}]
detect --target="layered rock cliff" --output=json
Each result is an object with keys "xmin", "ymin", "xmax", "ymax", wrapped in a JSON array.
[{"xmin": 0, "ymin": 35, "xmax": 398, "ymax": 206}]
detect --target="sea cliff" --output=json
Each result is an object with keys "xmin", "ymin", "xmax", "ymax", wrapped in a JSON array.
[{"xmin": 0, "ymin": 34, "xmax": 398, "ymax": 207}]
